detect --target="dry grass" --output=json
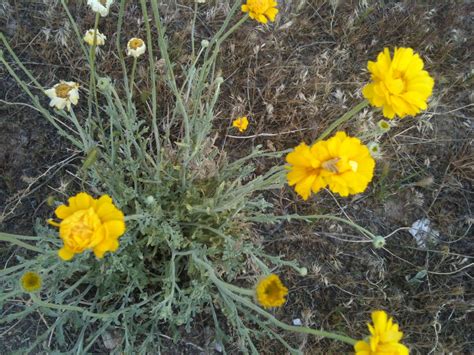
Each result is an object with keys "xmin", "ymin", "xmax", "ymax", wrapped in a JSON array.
[{"xmin": 1, "ymin": 0, "xmax": 473, "ymax": 353}]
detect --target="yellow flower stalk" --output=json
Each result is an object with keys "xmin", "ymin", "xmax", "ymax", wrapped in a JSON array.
[
  {"xmin": 232, "ymin": 116, "xmax": 249, "ymax": 132},
  {"xmin": 255, "ymin": 274, "xmax": 288, "ymax": 308},
  {"xmin": 87, "ymin": 0, "xmax": 113, "ymax": 17},
  {"xmin": 83, "ymin": 29, "xmax": 106, "ymax": 46},
  {"xmin": 363, "ymin": 47, "xmax": 434, "ymax": 119},
  {"xmin": 44, "ymin": 81, "xmax": 80, "ymax": 111},
  {"xmin": 355, "ymin": 310, "xmax": 409, "ymax": 355},
  {"xmin": 48, "ymin": 192, "xmax": 126, "ymax": 261},
  {"xmin": 126, "ymin": 38, "xmax": 146, "ymax": 58},
  {"xmin": 20, "ymin": 271, "xmax": 42, "ymax": 292},
  {"xmin": 286, "ymin": 131, "xmax": 375, "ymax": 200},
  {"xmin": 242, "ymin": 0, "xmax": 278, "ymax": 24}
]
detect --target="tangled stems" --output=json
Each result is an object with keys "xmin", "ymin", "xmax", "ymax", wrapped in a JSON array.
[
  {"xmin": 192, "ymin": 255, "xmax": 357, "ymax": 347},
  {"xmin": 29, "ymin": 293, "xmax": 156, "ymax": 320}
]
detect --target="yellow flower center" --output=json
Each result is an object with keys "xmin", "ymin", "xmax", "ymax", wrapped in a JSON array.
[
  {"xmin": 60, "ymin": 208, "xmax": 102, "ymax": 251},
  {"xmin": 129, "ymin": 38, "xmax": 144, "ymax": 50},
  {"xmin": 99, "ymin": 0, "xmax": 107, "ymax": 5},
  {"xmin": 55, "ymin": 83, "xmax": 74, "ymax": 98},
  {"xmin": 264, "ymin": 281, "xmax": 281, "ymax": 300},
  {"xmin": 21, "ymin": 272, "xmax": 42, "ymax": 292}
]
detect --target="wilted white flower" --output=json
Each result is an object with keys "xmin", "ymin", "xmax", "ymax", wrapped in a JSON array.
[
  {"xmin": 87, "ymin": 0, "xmax": 113, "ymax": 17},
  {"xmin": 83, "ymin": 29, "xmax": 106, "ymax": 46},
  {"xmin": 201, "ymin": 39, "xmax": 210, "ymax": 48},
  {"xmin": 126, "ymin": 38, "xmax": 146, "ymax": 58},
  {"xmin": 45, "ymin": 81, "xmax": 80, "ymax": 111}
]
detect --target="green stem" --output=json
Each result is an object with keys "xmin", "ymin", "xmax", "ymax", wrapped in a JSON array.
[
  {"xmin": 129, "ymin": 56, "xmax": 137, "ymax": 97},
  {"xmin": 191, "ymin": 2, "xmax": 198, "ymax": 59},
  {"xmin": 87, "ymin": 12, "xmax": 100, "ymax": 122},
  {"xmin": 248, "ymin": 214, "xmax": 377, "ymax": 240},
  {"xmin": 0, "ymin": 232, "xmax": 45, "ymax": 253},
  {"xmin": 0, "ymin": 260, "xmax": 37, "ymax": 277},
  {"xmin": 0, "ymin": 290, "xmax": 21, "ymax": 302},
  {"xmin": 139, "ymin": 0, "xmax": 160, "ymax": 160},
  {"xmin": 60, "ymin": 0, "xmax": 89, "ymax": 59},
  {"xmin": 317, "ymin": 100, "xmax": 369, "ymax": 141},
  {"xmin": 218, "ymin": 280, "xmax": 255, "ymax": 296}
]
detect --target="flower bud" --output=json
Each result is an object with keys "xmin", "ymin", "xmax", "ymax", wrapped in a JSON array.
[
  {"xmin": 298, "ymin": 267, "xmax": 308, "ymax": 276},
  {"xmin": 145, "ymin": 195, "xmax": 155, "ymax": 205},
  {"xmin": 372, "ymin": 236, "xmax": 386, "ymax": 249},
  {"xmin": 97, "ymin": 77, "xmax": 112, "ymax": 92},
  {"xmin": 201, "ymin": 39, "xmax": 210, "ymax": 48}
]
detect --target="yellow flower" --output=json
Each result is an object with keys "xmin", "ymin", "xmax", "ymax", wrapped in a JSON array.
[
  {"xmin": 20, "ymin": 271, "xmax": 42, "ymax": 292},
  {"xmin": 232, "ymin": 116, "xmax": 249, "ymax": 132},
  {"xmin": 242, "ymin": 0, "xmax": 278, "ymax": 24},
  {"xmin": 48, "ymin": 192, "xmax": 125, "ymax": 261},
  {"xmin": 255, "ymin": 274, "xmax": 288, "ymax": 308},
  {"xmin": 87, "ymin": 0, "xmax": 113, "ymax": 17},
  {"xmin": 83, "ymin": 29, "xmax": 106, "ymax": 46},
  {"xmin": 126, "ymin": 38, "xmax": 146, "ymax": 58},
  {"xmin": 355, "ymin": 310, "xmax": 409, "ymax": 355},
  {"xmin": 286, "ymin": 131, "xmax": 375, "ymax": 200},
  {"xmin": 363, "ymin": 47, "xmax": 434, "ymax": 119},
  {"xmin": 45, "ymin": 81, "xmax": 80, "ymax": 111}
]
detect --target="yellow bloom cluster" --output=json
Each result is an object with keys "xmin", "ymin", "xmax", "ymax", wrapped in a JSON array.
[
  {"xmin": 363, "ymin": 47, "xmax": 434, "ymax": 119},
  {"xmin": 242, "ymin": 0, "xmax": 278, "ymax": 24},
  {"xmin": 355, "ymin": 310, "xmax": 409, "ymax": 355},
  {"xmin": 286, "ymin": 132, "xmax": 375, "ymax": 200},
  {"xmin": 49, "ymin": 192, "xmax": 125, "ymax": 260},
  {"xmin": 255, "ymin": 274, "xmax": 288, "ymax": 308}
]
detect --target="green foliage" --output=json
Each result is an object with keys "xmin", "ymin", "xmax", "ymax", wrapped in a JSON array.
[{"xmin": 0, "ymin": 1, "xmax": 305, "ymax": 353}]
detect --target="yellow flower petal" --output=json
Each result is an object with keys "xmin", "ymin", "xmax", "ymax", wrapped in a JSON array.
[
  {"xmin": 103, "ymin": 220, "xmax": 126, "ymax": 239},
  {"xmin": 242, "ymin": 0, "xmax": 278, "ymax": 24},
  {"xmin": 355, "ymin": 311, "xmax": 409, "ymax": 355},
  {"xmin": 58, "ymin": 246, "xmax": 75, "ymax": 261},
  {"xmin": 255, "ymin": 274, "xmax": 288, "ymax": 308}
]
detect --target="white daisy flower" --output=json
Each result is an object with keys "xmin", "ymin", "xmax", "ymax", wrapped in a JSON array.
[
  {"xmin": 87, "ymin": 0, "xmax": 113, "ymax": 17},
  {"xmin": 83, "ymin": 29, "xmax": 106, "ymax": 46},
  {"xmin": 45, "ymin": 81, "xmax": 80, "ymax": 111},
  {"xmin": 126, "ymin": 38, "xmax": 146, "ymax": 58}
]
